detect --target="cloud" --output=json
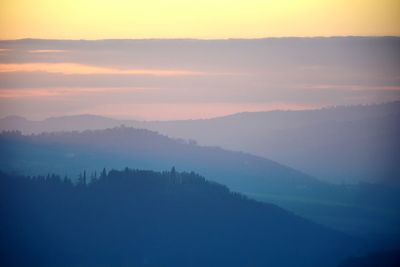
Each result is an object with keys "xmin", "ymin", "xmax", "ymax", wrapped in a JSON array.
[
  {"xmin": 28, "ymin": 49, "xmax": 67, "ymax": 53},
  {"xmin": 0, "ymin": 63, "xmax": 205, "ymax": 76},
  {"xmin": 302, "ymin": 84, "xmax": 400, "ymax": 91},
  {"xmin": 0, "ymin": 38, "xmax": 399, "ymax": 120},
  {"xmin": 0, "ymin": 87, "xmax": 144, "ymax": 99},
  {"xmin": 0, "ymin": 48, "xmax": 12, "ymax": 55}
]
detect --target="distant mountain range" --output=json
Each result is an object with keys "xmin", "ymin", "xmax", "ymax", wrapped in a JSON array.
[{"xmin": 2, "ymin": 101, "xmax": 399, "ymax": 184}]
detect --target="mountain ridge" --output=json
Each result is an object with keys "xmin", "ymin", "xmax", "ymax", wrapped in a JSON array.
[
  {"xmin": 2, "ymin": 101, "xmax": 399, "ymax": 127},
  {"xmin": 2, "ymin": 101, "xmax": 399, "ymax": 184}
]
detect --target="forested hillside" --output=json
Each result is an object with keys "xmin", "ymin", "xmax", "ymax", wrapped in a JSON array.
[{"xmin": 0, "ymin": 168, "xmax": 360, "ymax": 267}]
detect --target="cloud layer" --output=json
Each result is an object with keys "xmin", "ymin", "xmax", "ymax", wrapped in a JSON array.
[{"xmin": 0, "ymin": 38, "xmax": 399, "ymax": 120}]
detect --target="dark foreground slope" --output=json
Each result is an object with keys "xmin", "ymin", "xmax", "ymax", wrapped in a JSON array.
[
  {"xmin": 0, "ymin": 169, "xmax": 360, "ymax": 267},
  {"xmin": 338, "ymin": 250, "xmax": 400, "ymax": 267}
]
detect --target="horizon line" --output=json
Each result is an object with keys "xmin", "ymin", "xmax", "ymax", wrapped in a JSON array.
[{"xmin": 2, "ymin": 100, "xmax": 399, "ymax": 123}]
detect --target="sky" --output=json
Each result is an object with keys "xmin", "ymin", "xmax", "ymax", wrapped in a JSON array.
[
  {"xmin": 0, "ymin": 0, "xmax": 399, "ymax": 39},
  {"xmin": 0, "ymin": 1, "xmax": 399, "ymax": 120}
]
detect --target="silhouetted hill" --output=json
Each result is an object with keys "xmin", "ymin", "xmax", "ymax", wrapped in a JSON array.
[
  {"xmin": 0, "ymin": 114, "xmax": 123, "ymax": 133},
  {"xmin": 0, "ymin": 169, "xmax": 361, "ymax": 267},
  {"xmin": 132, "ymin": 102, "xmax": 400, "ymax": 184},
  {"xmin": 0, "ymin": 127, "xmax": 324, "ymax": 196}
]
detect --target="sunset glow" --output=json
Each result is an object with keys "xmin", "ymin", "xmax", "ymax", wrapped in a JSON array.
[
  {"xmin": 0, "ymin": 0, "xmax": 399, "ymax": 40},
  {"xmin": 0, "ymin": 1, "xmax": 399, "ymax": 120}
]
